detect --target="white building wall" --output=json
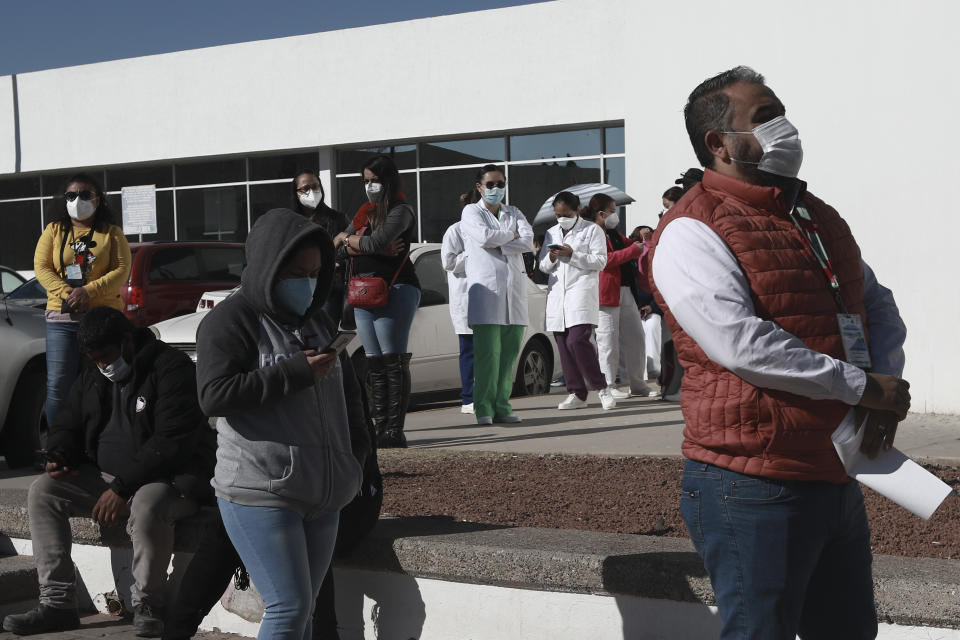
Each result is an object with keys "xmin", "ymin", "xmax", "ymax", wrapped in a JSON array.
[
  {"xmin": 1, "ymin": 0, "xmax": 957, "ymax": 412},
  {"xmin": 0, "ymin": 77, "xmax": 15, "ymax": 175}
]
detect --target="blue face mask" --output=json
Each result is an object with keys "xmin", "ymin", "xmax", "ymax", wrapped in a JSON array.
[
  {"xmin": 483, "ymin": 187, "xmax": 505, "ymax": 206},
  {"xmin": 273, "ymin": 277, "xmax": 317, "ymax": 316}
]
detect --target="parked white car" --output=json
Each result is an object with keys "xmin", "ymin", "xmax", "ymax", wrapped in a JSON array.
[
  {"xmin": 0, "ymin": 302, "xmax": 47, "ymax": 467},
  {"xmin": 152, "ymin": 243, "xmax": 561, "ymax": 397}
]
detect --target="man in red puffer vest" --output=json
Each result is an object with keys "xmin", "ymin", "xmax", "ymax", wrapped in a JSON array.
[{"xmin": 649, "ymin": 67, "xmax": 910, "ymax": 640}]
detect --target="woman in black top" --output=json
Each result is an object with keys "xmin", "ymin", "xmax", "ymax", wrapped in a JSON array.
[
  {"xmin": 293, "ymin": 169, "xmax": 351, "ymax": 326},
  {"xmin": 334, "ymin": 155, "xmax": 420, "ymax": 448}
]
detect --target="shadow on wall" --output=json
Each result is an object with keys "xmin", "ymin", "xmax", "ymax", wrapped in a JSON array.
[
  {"xmin": 602, "ymin": 551, "xmax": 721, "ymax": 639},
  {"xmin": 334, "ymin": 516, "xmax": 511, "ymax": 640}
]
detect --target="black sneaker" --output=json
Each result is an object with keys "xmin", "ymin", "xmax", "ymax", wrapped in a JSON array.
[
  {"xmin": 133, "ymin": 602, "xmax": 164, "ymax": 638},
  {"xmin": 377, "ymin": 428, "xmax": 407, "ymax": 449},
  {"xmin": 2, "ymin": 604, "xmax": 80, "ymax": 636}
]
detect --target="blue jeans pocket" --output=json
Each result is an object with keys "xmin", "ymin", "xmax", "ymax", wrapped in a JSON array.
[
  {"xmin": 680, "ymin": 487, "xmax": 705, "ymax": 543},
  {"xmin": 724, "ymin": 477, "xmax": 790, "ymax": 503}
]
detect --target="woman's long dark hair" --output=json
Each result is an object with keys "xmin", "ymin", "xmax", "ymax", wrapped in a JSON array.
[
  {"xmin": 55, "ymin": 173, "xmax": 114, "ymax": 233},
  {"xmin": 291, "ymin": 169, "xmax": 325, "ymax": 216},
  {"xmin": 471, "ymin": 164, "xmax": 504, "ymax": 205},
  {"xmin": 362, "ymin": 155, "xmax": 402, "ymax": 229}
]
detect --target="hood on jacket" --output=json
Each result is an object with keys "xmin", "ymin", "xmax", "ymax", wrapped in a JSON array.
[{"xmin": 241, "ymin": 208, "xmax": 336, "ymax": 326}]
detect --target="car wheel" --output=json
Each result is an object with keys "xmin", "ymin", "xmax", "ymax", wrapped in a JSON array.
[
  {"xmin": 513, "ymin": 337, "xmax": 552, "ymax": 397},
  {"xmin": 1, "ymin": 359, "xmax": 47, "ymax": 469}
]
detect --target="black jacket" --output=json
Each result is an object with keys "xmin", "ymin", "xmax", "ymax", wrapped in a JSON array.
[{"xmin": 47, "ymin": 328, "xmax": 216, "ymax": 502}]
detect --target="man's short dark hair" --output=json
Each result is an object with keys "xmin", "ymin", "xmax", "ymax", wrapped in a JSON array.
[
  {"xmin": 684, "ymin": 66, "xmax": 766, "ymax": 168},
  {"xmin": 78, "ymin": 306, "xmax": 134, "ymax": 354}
]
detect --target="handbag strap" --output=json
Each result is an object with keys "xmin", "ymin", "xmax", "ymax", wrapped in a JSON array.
[{"xmin": 347, "ymin": 226, "xmax": 411, "ymax": 286}]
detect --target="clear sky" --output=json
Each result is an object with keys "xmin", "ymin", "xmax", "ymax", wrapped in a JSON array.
[{"xmin": 0, "ymin": 0, "xmax": 547, "ymax": 77}]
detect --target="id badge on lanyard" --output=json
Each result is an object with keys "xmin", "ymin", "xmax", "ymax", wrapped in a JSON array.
[{"xmin": 791, "ymin": 205, "xmax": 872, "ymax": 370}]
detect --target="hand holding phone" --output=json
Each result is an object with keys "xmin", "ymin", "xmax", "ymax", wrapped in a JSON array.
[{"xmin": 322, "ymin": 330, "xmax": 357, "ymax": 355}]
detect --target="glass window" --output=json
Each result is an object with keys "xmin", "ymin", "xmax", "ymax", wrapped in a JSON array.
[
  {"xmin": 249, "ymin": 152, "xmax": 319, "ymax": 182},
  {"xmin": 509, "ymin": 129, "xmax": 602, "ymax": 161},
  {"xmin": 198, "ymin": 246, "xmax": 245, "ymax": 282},
  {"xmin": 0, "ymin": 268, "xmax": 24, "ymax": 294},
  {"xmin": 249, "ymin": 182, "xmax": 297, "ymax": 227},
  {"xmin": 336, "ymin": 145, "xmax": 417, "ymax": 174},
  {"xmin": 7, "ymin": 278, "xmax": 45, "ymax": 301},
  {"xmin": 176, "ymin": 186, "xmax": 248, "ymax": 242},
  {"xmin": 605, "ymin": 127, "xmax": 625, "ymax": 154},
  {"xmin": 174, "ymin": 158, "xmax": 245, "ymax": 187},
  {"xmin": 509, "ymin": 158, "xmax": 601, "ymax": 228},
  {"xmin": 105, "ymin": 164, "xmax": 173, "ymax": 190},
  {"xmin": 0, "ymin": 175, "xmax": 41, "ymax": 200},
  {"xmin": 418, "ymin": 168, "xmax": 477, "ymax": 243},
  {"xmin": 148, "ymin": 247, "xmax": 201, "ymax": 281},
  {"xmin": 420, "ymin": 137, "xmax": 505, "ymax": 168},
  {"xmin": 43, "ymin": 170, "xmax": 106, "ymax": 196},
  {"xmin": 413, "ymin": 250, "xmax": 448, "ymax": 307},
  {"xmin": 604, "ymin": 157, "xmax": 625, "ymax": 190},
  {"xmin": 0, "ymin": 200, "xmax": 42, "ymax": 270}
]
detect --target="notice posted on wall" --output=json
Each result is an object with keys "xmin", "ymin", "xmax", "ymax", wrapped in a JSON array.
[{"xmin": 121, "ymin": 185, "xmax": 157, "ymax": 235}]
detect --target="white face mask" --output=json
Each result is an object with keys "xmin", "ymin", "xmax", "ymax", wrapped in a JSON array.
[
  {"xmin": 603, "ymin": 212, "xmax": 620, "ymax": 229},
  {"xmin": 557, "ymin": 216, "xmax": 578, "ymax": 231},
  {"xmin": 365, "ymin": 182, "xmax": 383, "ymax": 203},
  {"xmin": 298, "ymin": 189, "xmax": 322, "ymax": 210},
  {"xmin": 724, "ymin": 115, "xmax": 803, "ymax": 179},
  {"xmin": 67, "ymin": 198, "xmax": 96, "ymax": 221},
  {"xmin": 99, "ymin": 356, "xmax": 132, "ymax": 384}
]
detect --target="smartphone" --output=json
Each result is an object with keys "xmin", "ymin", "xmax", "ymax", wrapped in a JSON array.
[
  {"xmin": 322, "ymin": 330, "xmax": 357, "ymax": 354},
  {"xmin": 547, "ymin": 244, "xmax": 563, "ymax": 250}
]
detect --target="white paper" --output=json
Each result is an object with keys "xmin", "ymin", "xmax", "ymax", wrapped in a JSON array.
[
  {"xmin": 832, "ymin": 412, "xmax": 953, "ymax": 520},
  {"xmin": 121, "ymin": 185, "xmax": 157, "ymax": 235}
]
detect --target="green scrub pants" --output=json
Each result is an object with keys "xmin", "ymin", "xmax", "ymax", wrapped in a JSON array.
[{"xmin": 471, "ymin": 324, "xmax": 525, "ymax": 419}]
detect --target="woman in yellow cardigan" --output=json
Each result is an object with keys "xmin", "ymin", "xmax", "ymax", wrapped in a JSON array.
[{"xmin": 34, "ymin": 174, "xmax": 131, "ymax": 426}]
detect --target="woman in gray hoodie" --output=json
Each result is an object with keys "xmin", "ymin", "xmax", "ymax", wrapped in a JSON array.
[{"xmin": 196, "ymin": 209, "xmax": 370, "ymax": 640}]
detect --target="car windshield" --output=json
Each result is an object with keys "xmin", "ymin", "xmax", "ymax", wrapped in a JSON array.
[{"xmin": 6, "ymin": 278, "xmax": 46, "ymax": 300}]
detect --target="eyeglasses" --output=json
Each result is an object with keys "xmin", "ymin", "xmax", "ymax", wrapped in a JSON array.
[
  {"xmin": 64, "ymin": 190, "xmax": 98, "ymax": 202},
  {"xmin": 482, "ymin": 180, "xmax": 506, "ymax": 189},
  {"xmin": 296, "ymin": 185, "xmax": 321, "ymax": 195}
]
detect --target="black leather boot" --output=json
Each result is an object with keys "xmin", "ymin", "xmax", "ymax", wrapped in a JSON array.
[
  {"xmin": 380, "ymin": 353, "xmax": 407, "ymax": 448},
  {"xmin": 399, "ymin": 353, "xmax": 413, "ymax": 428},
  {"xmin": 366, "ymin": 356, "xmax": 388, "ymax": 439}
]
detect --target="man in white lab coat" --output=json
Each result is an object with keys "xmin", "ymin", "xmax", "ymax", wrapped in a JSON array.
[{"xmin": 460, "ymin": 165, "xmax": 534, "ymax": 425}]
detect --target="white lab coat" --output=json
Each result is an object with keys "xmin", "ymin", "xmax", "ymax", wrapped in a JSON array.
[
  {"xmin": 460, "ymin": 202, "xmax": 534, "ymax": 327},
  {"xmin": 441, "ymin": 222, "xmax": 471, "ymax": 335},
  {"xmin": 539, "ymin": 217, "xmax": 607, "ymax": 332}
]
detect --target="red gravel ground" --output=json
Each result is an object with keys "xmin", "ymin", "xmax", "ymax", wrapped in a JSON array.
[{"xmin": 378, "ymin": 450, "xmax": 960, "ymax": 559}]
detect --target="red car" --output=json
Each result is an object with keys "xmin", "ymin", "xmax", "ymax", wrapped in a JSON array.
[{"xmin": 122, "ymin": 242, "xmax": 245, "ymax": 327}]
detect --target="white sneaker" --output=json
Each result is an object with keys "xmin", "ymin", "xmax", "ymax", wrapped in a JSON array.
[
  {"xmin": 630, "ymin": 384, "xmax": 658, "ymax": 398},
  {"xmin": 476, "ymin": 416, "xmax": 493, "ymax": 425},
  {"xmin": 598, "ymin": 387, "xmax": 617, "ymax": 410},
  {"xmin": 557, "ymin": 394, "xmax": 588, "ymax": 410},
  {"xmin": 606, "ymin": 386, "xmax": 630, "ymax": 400},
  {"xmin": 461, "ymin": 403, "xmax": 474, "ymax": 414},
  {"xmin": 663, "ymin": 392, "xmax": 682, "ymax": 402}
]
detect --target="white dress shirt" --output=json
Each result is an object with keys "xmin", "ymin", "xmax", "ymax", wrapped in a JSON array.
[{"xmin": 652, "ymin": 217, "xmax": 906, "ymax": 407}]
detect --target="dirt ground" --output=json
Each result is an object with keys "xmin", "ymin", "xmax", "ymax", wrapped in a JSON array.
[{"xmin": 378, "ymin": 450, "xmax": 960, "ymax": 559}]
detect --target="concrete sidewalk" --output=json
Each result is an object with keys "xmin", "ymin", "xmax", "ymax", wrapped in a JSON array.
[{"xmin": 405, "ymin": 388, "xmax": 960, "ymax": 462}]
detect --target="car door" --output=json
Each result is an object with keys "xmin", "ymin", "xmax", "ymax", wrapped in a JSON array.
[{"xmin": 406, "ymin": 248, "xmax": 461, "ymax": 392}]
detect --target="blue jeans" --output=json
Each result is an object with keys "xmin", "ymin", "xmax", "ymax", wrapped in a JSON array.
[
  {"xmin": 459, "ymin": 334, "xmax": 474, "ymax": 405},
  {"xmin": 44, "ymin": 321, "xmax": 81, "ymax": 427},
  {"xmin": 218, "ymin": 499, "xmax": 339, "ymax": 640},
  {"xmin": 680, "ymin": 460, "xmax": 877, "ymax": 640},
  {"xmin": 354, "ymin": 284, "xmax": 420, "ymax": 356}
]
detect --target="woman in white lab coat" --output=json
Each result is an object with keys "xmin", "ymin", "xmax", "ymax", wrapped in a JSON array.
[
  {"xmin": 538, "ymin": 191, "xmax": 614, "ymax": 410},
  {"xmin": 441, "ymin": 212, "xmax": 475, "ymax": 415},
  {"xmin": 460, "ymin": 164, "xmax": 534, "ymax": 425}
]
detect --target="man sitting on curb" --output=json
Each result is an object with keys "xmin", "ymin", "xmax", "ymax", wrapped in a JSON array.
[{"xmin": 2, "ymin": 307, "xmax": 215, "ymax": 637}]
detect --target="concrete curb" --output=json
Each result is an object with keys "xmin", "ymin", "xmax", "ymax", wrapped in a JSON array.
[{"xmin": 1, "ymin": 492, "xmax": 957, "ymax": 630}]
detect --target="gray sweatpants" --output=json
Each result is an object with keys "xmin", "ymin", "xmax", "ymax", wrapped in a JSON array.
[{"xmin": 27, "ymin": 465, "xmax": 198, "ymax": 610}]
